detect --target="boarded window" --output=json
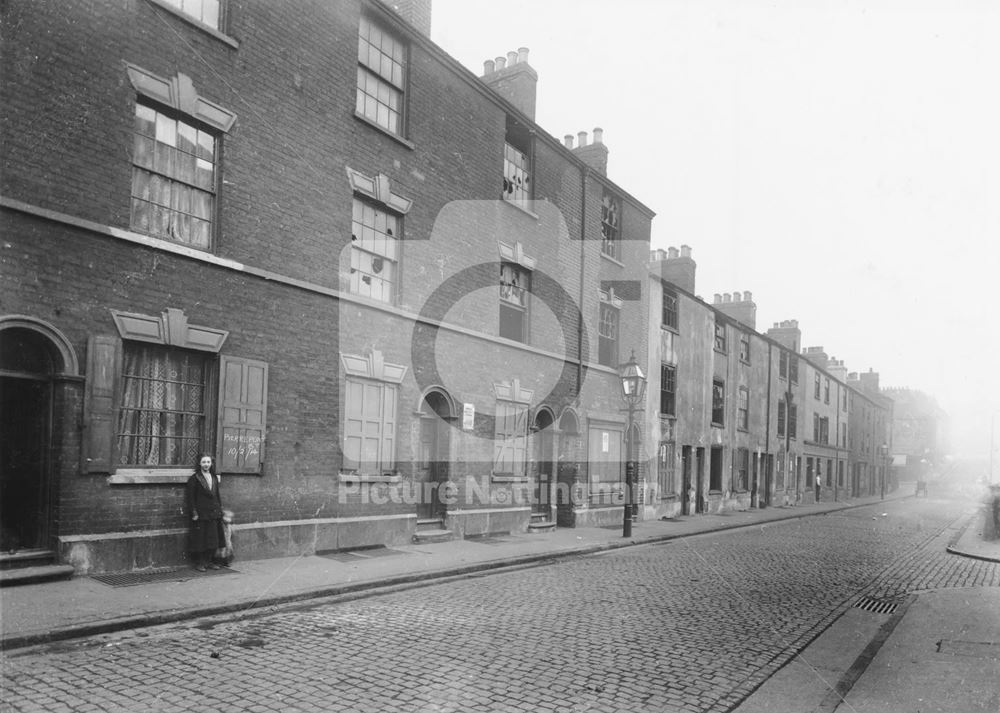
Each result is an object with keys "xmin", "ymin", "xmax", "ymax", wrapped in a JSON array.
[
  {"xmin": 343, "ymin": 378, "xmax": 398, "ymax": 474},
  {"xmin": 493, "ymin": 401, "xmax": 528, "ymax": 476},
  {"xmin": 588, "ymin": 425, "xmax": 623, "ymax": 500}
]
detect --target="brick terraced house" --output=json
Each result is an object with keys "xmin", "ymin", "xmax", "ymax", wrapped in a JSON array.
[
  {"xmin": 0, "ymin": 0, "xmax": 655, "ymax": 574},
  {"xmin": 644, "ymin": 252, "xmax": 895, "ymax": 519}
]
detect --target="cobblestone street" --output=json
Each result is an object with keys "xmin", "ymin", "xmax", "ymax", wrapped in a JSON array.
[{"xmin": 3, "ymin": 496, "xmax": 997, "ymax": 713}]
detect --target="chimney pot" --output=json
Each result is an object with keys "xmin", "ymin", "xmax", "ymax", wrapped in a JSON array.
[
  {"xmin": 733, "ymin": 291, "xmax": 742, "ymax": 302},
  {"xmin": 577, "ymin": 131, "xmax": 588, "ymax": 147},
  {"xmin": 667, "ymin": 247, "xmax": 679, "ymax": 259},
  {"xmin": 495, "ymin": 56, "xmax": 506, "ymax": 70},
  {"xmin": 680, "ymin": 245, "xmax": 692, "ymax": 258},
  {"xmin": 564, "ymin": 134, "xmax": 574, "ymax": 149},
  {"xmin": 723, "ymin": 293, "xmax": 732, "ymax": 303},
  {"xmin": 483, "ymin": 59, "xmax": 495, "ymax": 75},
  {"xmin": 714, "ymin": 293, "xmax": 722, "ymax": 303},
  {"xmin": 744, "ymin": 291, "xmax": 752, "ymax": 302},
  {"xmin": 592, "ymin": 127, "xmax": 604, "ymax": 144},
  {"xmin": 517, "ymin": 47, "xmax": 529, "ymax": 63},
  {"xmin": 507, "ymin": 50, "xmax": 518, "ymax": 65}
]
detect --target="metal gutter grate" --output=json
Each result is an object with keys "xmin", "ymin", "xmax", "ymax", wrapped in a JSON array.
[
  {"xmin": 853, "ymin": 596, "xmax": 899, "ymax": 614},
  {"xmin": 91, "ymin": 566, "xmax": 235, "ymax": 587},
  {"xmin": 316, "ymin": 547, "xmax": 410, "ymax": 562}
]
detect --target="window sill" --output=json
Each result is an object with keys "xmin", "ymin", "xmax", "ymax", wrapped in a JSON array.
[
  {"xmin": 353, "ymin": 111, "xmax": 415, "ymax": 150},
  {"xmin": 491, "ymin": 474, "xmax": 528, "ymax": 483},
  {"xmin": 659, "ymin": 413, "xmax": 676, "ymax": 420},
  {"xmin": 339, "ymin": 472, "xmax": 402, "ymax": 484},
  {"xmin": 661, "ymin": 324, "xmax": 679, "ymax": 335},
  {"xmin": 711, "ymin": 422, "xmax": 724, "ymax": 428},
  {"xmin": 600, "ymin": 251, "xmax": 624, "ymax": 267},
  {"xmin": 108, "ymin": 469, "xmax": 191, "ymax": 485},
  {"xmin": 500, "ymin": 198, "xmax": 540, "ymax": 221},
  {"xmin": 145, "ymin": 0, "xmax": 240, "ymax": 49},
  {"xmin": 714, "ymin": 348, "xmax": 728, "ymax": 356},
  {"xmin": 740, "ymin": 358, "xmax": 751, "ymax": 366}
]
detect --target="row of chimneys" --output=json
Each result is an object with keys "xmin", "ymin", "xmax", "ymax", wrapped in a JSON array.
[
  {"xmin": 714, "ymin": 291, "xmax": 753, "ymax": 304},
  {"xmin": 385, "ymin": 2, "xmax": 888, "ymax": 395},
  {"xmin": 480, "ymin": 49, "xmax": 610, "ymax": 175}
]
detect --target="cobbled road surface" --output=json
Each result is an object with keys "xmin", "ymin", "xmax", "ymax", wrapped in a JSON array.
[{"xmin": 2, "ymin": 495, "xmax": 997, "ymax": 712}]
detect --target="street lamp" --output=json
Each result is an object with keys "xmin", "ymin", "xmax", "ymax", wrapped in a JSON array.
[
  {"xmin": 879, "ymin": 444, "xmax": 889, "ymax": 500},
  {"xmin": 619, "ymin": 350, "xmax": 646, "ymax": 537}
]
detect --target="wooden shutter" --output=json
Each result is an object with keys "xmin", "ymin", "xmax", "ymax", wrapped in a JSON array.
[
  {"xmin": 217, "ymin": 356, "xmax": 268, "ymax": 474},
  {"xmin": 82, "ymin": 335, "xmax": 120, "ymax": 473},
  {"xmin": 379, "ymin": 384, "xmax": 397, "ymax": 473}
]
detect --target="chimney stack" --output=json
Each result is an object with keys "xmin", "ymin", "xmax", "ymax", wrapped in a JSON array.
[
  {"xmin": 767, "ymin": 319, "xmax": 801, "ymax": 353},
  {"xmin": 388, "ymin": 0, "xmax": 432, "ymax": 35},
  {"xmin": 859, "ymin": 369, "xmax": 880, "ymax": 394},
  {"xmin": 715, "ymin": 289, "xmax": 757, "ymax": 329},
  {"xmin": 802, "ymin": 346, "xmax": 829, "ymax": 368},
  {"xmin": 651, "ymin": 244, "xmax": 696, "ymax": 293},
  {"xmin": 481, "ymin": 46, "xmax": 537, "ymax": 120},
  {"xmin": 572, "ymin": 126, "xmax": 609, "ymax": 175}
]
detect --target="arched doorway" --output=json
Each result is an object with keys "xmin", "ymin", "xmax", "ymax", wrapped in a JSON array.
[
  {"xmin": 1, "ymin": 326, "xmax": 62, "ymax": 552},
  {"xmin": 416, "ymin": 389, "xmax": 453, "ymax": 523},
  {"xmin": 531, "ymin": 408, "xmax": 555, "ymax": 523},
  {"xmin": 556, "ymin": 409, "xmax": 580, "ymax": 527}
]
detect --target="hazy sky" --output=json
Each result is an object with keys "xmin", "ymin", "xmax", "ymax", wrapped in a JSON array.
[{"xmin": 431, "ymin": 0, "xmax": 1000, "ymax": 460}]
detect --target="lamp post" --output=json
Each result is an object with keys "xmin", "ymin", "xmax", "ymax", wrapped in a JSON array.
[
  {"xmin": 619, "ymin": 351, "xmax": 646, "ymax": 538},
  {"xmin": 879, "ymin": 444, "xmax": 888, "ymax": 500}
]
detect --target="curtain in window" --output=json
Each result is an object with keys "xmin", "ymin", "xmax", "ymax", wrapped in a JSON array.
[{"xmin": 118, "ymin": 345, "xmax": 205, "ymax": 466}]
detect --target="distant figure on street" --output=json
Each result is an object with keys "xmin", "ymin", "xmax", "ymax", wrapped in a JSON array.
[
  {"xmin": 185, "ymin": 453, "xmax": 225, "ymax": 571},
  {"xmin": 815, "ymin": 474, "xmax": 822, "ymax": 502}
]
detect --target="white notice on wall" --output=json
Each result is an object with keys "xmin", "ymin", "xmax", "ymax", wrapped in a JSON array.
[
  {"xmin": 462, "ymin": 403, "xmax": 475, "ymax": 431},
  {"xmin": 602, "ymin": 431, "xmax": 610, "ymax": 453}
]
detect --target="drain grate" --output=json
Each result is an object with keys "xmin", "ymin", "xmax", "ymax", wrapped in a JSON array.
[
  {"xmin": 467, "ymin": 534, "xmax": 513, "ymax": 545},
  {"xmin": 91, "ymin": 566, "xmax": 235, "ymax": 587},
  {"xmin": 854, "ymin": 596, "xmax": 899, "ymax": 614},
  {"xmin": 316, "ymin": 547, "xmax": 410, "ymax": 562}
]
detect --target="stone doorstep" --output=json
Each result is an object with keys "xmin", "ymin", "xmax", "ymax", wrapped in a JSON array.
[
  {"xmin": 0, "ymin": 564, "xmax": 75, "ymax": 588},
  {"xmin": 412, "ymin": 529, "xmax": 454, "ymax": 544}
]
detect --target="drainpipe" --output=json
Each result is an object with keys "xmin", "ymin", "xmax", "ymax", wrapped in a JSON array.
[
  {"xmin": 763, "ymin": 342, "xmax": 772, "ymax": 508},
  {"xmin": 577, "ymin": 165, "xmax": 588, "ymax": 395}
]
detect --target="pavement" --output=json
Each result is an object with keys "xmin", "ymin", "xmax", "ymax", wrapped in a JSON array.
[{"xmin": 2, "ymin": 487, "xmax": 998, "ymax": 712}]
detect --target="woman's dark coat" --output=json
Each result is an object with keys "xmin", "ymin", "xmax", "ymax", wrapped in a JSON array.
[{"xmin": 185, "ymin": 472, "xmax": 224, "ymax": 553}]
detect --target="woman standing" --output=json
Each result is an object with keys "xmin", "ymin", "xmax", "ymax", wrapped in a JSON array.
[{"xmin": 186, "ymin": 453, "xmax": 225, "ymax": 571}]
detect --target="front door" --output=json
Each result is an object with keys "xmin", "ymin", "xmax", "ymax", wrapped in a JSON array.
[
  {"xmin": 680, "ymin": 446, "xmax": 692, "ymax": 516},
  {"xmin": 1, "ymin": 332, "xmax": 54, "ymax": 553},
  {"xmin": 695, "ymin": 447, "xmax": 706, "ymax": 514},
  {"xmin": 416, "ymin": 392, "xmax": 450, "ymax": 521},
  {"xmin": 762, "ymin": 454, "xmax": 773, "ymax": 507},
  {"xmin": 533, "ymin": 425, "xmax": 553, "ymax": 518}
]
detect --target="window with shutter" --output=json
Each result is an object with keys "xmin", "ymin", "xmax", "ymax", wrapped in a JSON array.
[{"xmin": 217, "ymin": 356, "xmax": 268, "ymax": 474}]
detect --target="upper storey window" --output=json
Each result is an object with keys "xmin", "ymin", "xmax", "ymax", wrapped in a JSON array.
[
  {"xmin": 600, "ymin": 191, "xmax": 621, "ymax": 260},
  {"xmin": 350, "ymin": 198, "xmax": 400, "ymax": 303},
  {"xmin": 502, "ymin": 119, "xmax": 532, "ymax": 209},
  {"xmin": 357, "ymin": 16, "xmax": 406, "ymax": 135},
  {"xmin": 160, "ymin": 0, "xmax": 220, "ymax": 28},
  {"xmin": 499, "ymin": 262, "xmax": 530, "ymax": 343},
  {"xmin": 131, "ymin": 104, "xmax": 217, "ymax": 250},
  {"xmin": 503, "ymin": 142, "xmax": 530, "ymax": 207}
]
